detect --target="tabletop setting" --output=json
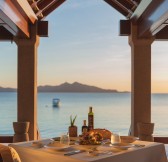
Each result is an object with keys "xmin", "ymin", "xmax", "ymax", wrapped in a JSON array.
[
  {"xmin": 9, "ymin": 130, "xmax": 167, "ymax": 162},
  {"xmin": 9, "ymin": 107, "xmax": 167, "ymax": 162}
]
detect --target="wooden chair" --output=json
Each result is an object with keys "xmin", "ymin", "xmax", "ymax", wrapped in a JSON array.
[{"xmin": 0, "ymin": 144, "xmax": 21, "ymax": 162}]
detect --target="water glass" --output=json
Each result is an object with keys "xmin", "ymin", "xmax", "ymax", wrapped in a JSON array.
[
  {"xmin": 111, "ymin": 132, "xmax": 121, "ymax": 144},
  {"xmin": 60, "ymin": 133, "xmax": 70, "ymax": 146}
]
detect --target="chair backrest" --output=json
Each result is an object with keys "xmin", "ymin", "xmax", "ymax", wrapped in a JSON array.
[{"xmin": 0, "ymin": 144, "xmax": 21, "ymax": 162}]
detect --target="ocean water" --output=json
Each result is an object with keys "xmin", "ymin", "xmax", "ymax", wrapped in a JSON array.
[{"xmin": 0, "ymin": 92, "xmax": 167, "ymax": 138}]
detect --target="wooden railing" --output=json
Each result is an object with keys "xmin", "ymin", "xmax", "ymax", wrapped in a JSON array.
[
  {"xmin": 0, "ymin": 135, "xmax": 13, "ymax": 143},
  {"xmin": 154, "ymin": 137, "xmax": 168, "ymax": 144},
  {"xmin": 1, "ymin": 135, "xmax": 168, "ymax": 144}
]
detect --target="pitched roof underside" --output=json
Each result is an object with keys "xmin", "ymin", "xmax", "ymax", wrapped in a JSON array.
[
  {"xmin": 27, "ymin": 0, "xmax": 66, "ymax": 19},
  {"xmin": 104, "ymin": 0, "xmax": 141, "ymax": 18},
  {"xmin": 27, "ymin": 0, "xmax": 141, "ymax": 20}
]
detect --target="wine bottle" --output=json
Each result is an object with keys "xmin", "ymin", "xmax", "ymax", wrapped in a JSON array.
[
  {"xmin": 88, "ymin": 107, "xmax": 94, "ymax": 131},
  {"xmin": 82, "ymin": 120, "xmax": 88, "ymax": 134}
]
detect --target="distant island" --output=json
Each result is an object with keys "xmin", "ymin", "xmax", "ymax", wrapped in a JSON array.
[
  {"xmin": 0, "ymin": 87, "xmax": 16, "ymax": 92},
  {"xmin": 0, "ymin": 82, "xmax": 128, "ymax": 93}
]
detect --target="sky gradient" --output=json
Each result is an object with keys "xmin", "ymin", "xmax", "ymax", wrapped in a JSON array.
[{"xmin": 0, "ymin": 0, "xmax": 168, "ymax": 93}]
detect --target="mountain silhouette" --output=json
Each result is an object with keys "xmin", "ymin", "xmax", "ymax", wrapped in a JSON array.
[
  {"xmin": 38, "ymin": 82, "xmax": 119, "ymax": 93},
  {"xmin": 0, "ymin": 86, "xmax": 16, "ymax": 92},
  {"xmin": 0, "ymin": 82, "xmax": 127, "ymax": 93}
]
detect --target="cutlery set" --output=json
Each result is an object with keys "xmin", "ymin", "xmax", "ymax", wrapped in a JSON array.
[
  {"xmin": 64, "ymin": 150, "xmax": 85, "ymax": 156},
  {"xmin": 64, "ymin": 144, "xmax": 145, "ymax": 156}
]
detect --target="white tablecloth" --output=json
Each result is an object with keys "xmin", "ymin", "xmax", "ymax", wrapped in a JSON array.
[{"xmin": 9, "ymin": 139, "xmax": 167, "ymax": 162}]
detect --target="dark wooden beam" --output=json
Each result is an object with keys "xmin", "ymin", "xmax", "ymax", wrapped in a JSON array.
[
  {"xmin": 154, "ymin": 136, "xmax": 168, "ymax": 144},
  {"xmin": 104, "ymin": 0, "xmax": 128, "ymax": 17},
  {"xmin": 37, "ymin": 21, "xmax": 48, "ymax": 37},
  {"xmin": 0, "ymin": 135, "xmax": 13, "ymax": 143},
  {"xmin": 11, "ymin": 0, "xmax": 37, "ymax": 24},
  {"xmin": 0, "ymin": 26, "xmax": 13, "ymax": 41},
  {"xmin": 131, "ymin": 0, "xmax": 168, "ymax": 38},
  {"xmin": 38, "ymin": 0, "xmax": 55, "ymax": 10},
  {"xmin": 117, "ymin": 0, "xmax": 134, "ymax": 10},
  {"xmin": 131, "ymin": 0, "xmax": 152, "ymax": 22},
  {"xmin": 0, "ymin": 1, "xmax": 29, "ymax": 37},
  {"xmin": 0, "ymin": 0, "xmax": 38, "ymax": 38},
  {"xmin": 0, "ymin": 9, "xmax": 19, "ymax": 36},
  {"xmin": 41, "ymin": 0, "xmax": 66, "ymax": 19},
  {"xmin": 119, "ymin": 20, "xmax": 131, "ymax": 36},
  {"xmin": 155, "ymin": 25, "xmax": 168, "ymax": 41}
]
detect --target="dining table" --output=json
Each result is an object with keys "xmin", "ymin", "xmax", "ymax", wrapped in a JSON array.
[{"xmin": 9, "ymin": 138, "xmax": 167, "ymax": 162}]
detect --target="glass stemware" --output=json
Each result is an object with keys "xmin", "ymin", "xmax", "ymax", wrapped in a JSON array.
[
  {"xmin": 60, "ymin": 132, "xmax": 70, "ymax": 146},
  {"xmin": 111, "ymin": 132, "xmax": 121, "ymax": 144}
]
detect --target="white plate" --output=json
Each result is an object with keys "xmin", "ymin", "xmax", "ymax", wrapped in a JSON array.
[
  {"xmin": 111, "ymin": 143, "xmax": 135, "ymax": 149},
  {"xmin": 46, "ymin": 142, "xmax": 70, "ymax": 151},
  {"xmin": 120, "ymin": 136, "xmax": 139, "ymax": 143},
  {"xmin": 72, "ymin": 144, "xmax": 99, "ymax": 151},
  {"xmin": 31, "ymin": 142, "xmax": 45, "ymax": 148}
]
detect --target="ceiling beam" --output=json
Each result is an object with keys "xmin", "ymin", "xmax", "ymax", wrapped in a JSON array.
[
  {"xmin": 131, "ymin": 0, "xmax": 168, "ymax": 38},
  {"xmin": 38, "ymin": 0, "xmax": 55, "ymax": 10},
  {"xmin": 11, "ymin": 0, "xmax": 37, "ymax": 24},
  {"xmin": 0, "ymin": 26, "xmax": 13, "ymax": 41},
  {"xmin": 0, "ymin": 9, "xmax": 20, "ymax": 36},
  {"xmin": 41, "ymin": 0, "xmax": 66, "ymax": 19},
  {"xmin": 155, "ymin": 25, "xmax": 168, "ymax": 41},
  {"xmin": 0, "ymin": 0, "xmax": 37, "ymax": 38},
  {"xmin": 33, "ymin": 0, "xmax": 66, "ymax": 19},
  {"xmin": 131, "ymin": 0, "xmax": 152, "ymax": 22},
  {"xmin": 104, "ymin": 0, "xmax": 129, "ymax": 17}
]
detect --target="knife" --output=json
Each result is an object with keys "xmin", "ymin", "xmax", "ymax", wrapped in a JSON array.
[{"xmin": 64, "ymin": 150, "xmax": 85, "ymax": 156}]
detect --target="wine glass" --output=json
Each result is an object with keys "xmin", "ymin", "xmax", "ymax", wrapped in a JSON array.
[
  {"xmin": 111, "ymin": 132, "xmax": 121, "ymax": 144},
  {"xmin": 60, "ymin": 132, "xmax": 70, "ymax": 146}
]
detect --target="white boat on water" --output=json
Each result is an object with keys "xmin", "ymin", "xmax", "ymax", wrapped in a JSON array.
[{"xmin": 52, "ymin": 98, "xmax": 60, "ymax": 107}]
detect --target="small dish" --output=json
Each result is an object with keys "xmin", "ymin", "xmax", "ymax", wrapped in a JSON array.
[
  {"xmin": 48, "ymin": 142, "xmax": 69, "ymax": 147},
  {"xmin": 31, "ymin": 142, "xmax": 45, "ymax": 148},
  {"xmin": 120, "ymin": 136, "xmax": 138, "ymax": 143},
  {"xmin": 46, "ymin": 142, "xmax": 70, "ymax": 151}
]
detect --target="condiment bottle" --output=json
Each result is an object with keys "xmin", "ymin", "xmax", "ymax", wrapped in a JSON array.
[
  {"xmin": 82, "ymin": 120, "xmax": 88, "ymax": 134},
  {"xmin": 88, "ymin": 107, "xmax": 94, "ymax": 131}
]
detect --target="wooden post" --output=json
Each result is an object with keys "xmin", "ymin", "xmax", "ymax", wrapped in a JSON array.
[
  {"xmin": 15, "ymin": 23, "xmax": 39, "ymax": 140},
  {"xmin": 129, "ymin": 23, "xmax": 154, "ymax": 136}
]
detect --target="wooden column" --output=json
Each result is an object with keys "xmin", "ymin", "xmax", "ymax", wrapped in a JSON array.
[
  {"xmin": 15, "ymin": 23, "xmax": 39, "ymax": 140},
  {"xmin": 129, "ymin": 24, "xmax": 154, "ymax": 136}
]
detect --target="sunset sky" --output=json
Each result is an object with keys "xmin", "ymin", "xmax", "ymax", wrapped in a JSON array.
[{"xmin": 0, "ymin": 0, "xmax": 168, "ymax": 93}]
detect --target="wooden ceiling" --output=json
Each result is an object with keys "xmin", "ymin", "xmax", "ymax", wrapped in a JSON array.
[
  {"xmin": 27, "ymin": 0, "xmax": 66, "ymax": 19},
  {"xmin": 27, "ymin": 0, "xmax": 141, "ymax": 20},
  {"xmin": 104, "ymin": 0, "xmax": 141, "ymax": 18}
]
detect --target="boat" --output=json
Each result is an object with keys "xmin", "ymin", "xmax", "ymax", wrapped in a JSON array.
[{"xmin": 52, "ymin": 98, "xmax": 60, "ymax": 107}]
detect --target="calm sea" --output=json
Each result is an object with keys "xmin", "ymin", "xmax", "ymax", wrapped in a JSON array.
[{"xmin": 0, "ymin": 92, "xmax": 167, "ymax": 138}]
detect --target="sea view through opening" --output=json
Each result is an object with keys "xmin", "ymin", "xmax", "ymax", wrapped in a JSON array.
[{"xmin": 0, "ymin": 92, "xmax": 168, "ymax": 138}]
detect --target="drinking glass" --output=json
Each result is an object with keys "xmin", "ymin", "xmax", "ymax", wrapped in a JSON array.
[
  {"xmin": 111, "ymin": 132, "xmax": 121, "ymax": 144},
  {"xmin": 60, "ymin": 133, "xmax": 70, "ymax": 146}
]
